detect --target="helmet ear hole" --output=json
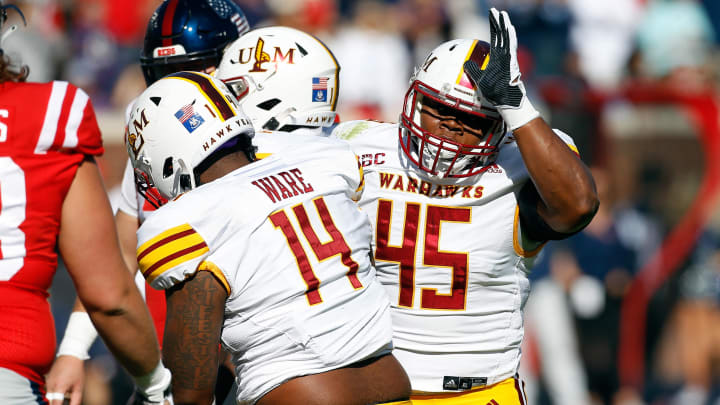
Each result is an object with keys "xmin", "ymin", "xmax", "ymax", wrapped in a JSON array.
[
  {"xmin": 179, "ymin": 174, "xmax": 192, "ymax": 191},
  {"xmin": 257, "ymin": 99, "xmax": 281, "ymax": 111},
  {"xmin": 162, "ymin": 157, "xmax": 174, "ymax": 178},
  {"xmin": 263, "ymin": 117, "xmax": 280, "ymax": 130}
]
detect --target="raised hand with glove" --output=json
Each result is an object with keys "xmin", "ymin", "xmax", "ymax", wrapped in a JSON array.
[
  {"xmin": 463, "ymin": 8, "xmax": 540, "ymax": 131},
  {"xmin": 464, "ymin": 7, "xmax": 598, "ymax": 238}
]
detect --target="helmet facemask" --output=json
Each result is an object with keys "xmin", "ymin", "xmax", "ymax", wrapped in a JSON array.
[
  {"xmin": 132, "ymin": 155, "xmax": 169, "ymax": 209},
  {"xmin": 399, "ymin": 80, "xmax": 506, "ymax": 179}
]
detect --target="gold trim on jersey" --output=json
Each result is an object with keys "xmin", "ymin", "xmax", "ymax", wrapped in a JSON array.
[
  {"xmin": 512, "ymin": 206, "xmax": 546, "ymax": 258},
  {"xmin": 137, "ymin": 223, "xmax": 210, "ymax": 282},
  {"xmin": 566, "ymin": 142, "xmax": 579, "ymax": 155},
  {"xmin": 198, "ymin": 260, "xmax": 231, "ymax": 295}
]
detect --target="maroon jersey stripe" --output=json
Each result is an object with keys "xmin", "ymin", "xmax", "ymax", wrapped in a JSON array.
[
  {"xmin": 137, "ymin": 228, "xmax": 197, "ymax": 261},
  {"xmin": 142, "ymin": 242, "xmax": 208, "ymax": 277}
]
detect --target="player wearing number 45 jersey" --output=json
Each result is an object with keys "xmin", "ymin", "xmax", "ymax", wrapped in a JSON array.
[
  {"xmin": 332, "ymin": 8, "xmax": 599, "ymax": 404},
  {"xmin": 126, "ymin": 71, "xmax": 410, "ymax": 404}
]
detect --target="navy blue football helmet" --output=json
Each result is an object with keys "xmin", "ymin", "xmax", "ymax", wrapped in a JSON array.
[{"xmin": 140, "ymin": 0, "xmax": 249, "ymax": 86}]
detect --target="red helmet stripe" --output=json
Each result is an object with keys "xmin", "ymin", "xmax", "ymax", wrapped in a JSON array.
[{"xmin": 161, "ymin": 0, "xmax": 180, "ymax": 47}]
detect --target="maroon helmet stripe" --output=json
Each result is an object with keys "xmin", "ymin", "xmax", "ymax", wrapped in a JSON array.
[
  {"xmin": 167, "ymin": 71, "xmax": 235, "ymax": 121},
  {"xmin": 161, "ymin": 0, "xmax": 179, "ymax": 47},
  {"xmin": 468, "ymin": 40, "xmax": 490, "ymax": 68}
]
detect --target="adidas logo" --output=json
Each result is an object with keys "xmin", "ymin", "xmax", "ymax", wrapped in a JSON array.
[{"xmin": 443, "ymin": 376, "xmax": 459, "ymax": 390}]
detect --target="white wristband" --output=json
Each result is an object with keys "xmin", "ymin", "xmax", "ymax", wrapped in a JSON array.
[
  {"xmin": 498, "ymin": 85, "xmax": 541, "ymax": 131},
  {"xmin": 134, "ymin": 360, "xmax": 172, "ymax": 402},
  {"xmin": 56, "ymin": 312, "xmax": 98, "ymax": 360}
]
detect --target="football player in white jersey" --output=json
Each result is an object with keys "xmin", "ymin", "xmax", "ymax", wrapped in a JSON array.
[
  {"xmin": 331, "ymin": 8, "xmax": 599, "ymax": 404},
  {"xmin": 125, "ymin": 70, "xmax": 410, "ymax": 405},
  {"xmin": 50, "ymin": 23, "xmax": 344, "ymax": 403}
]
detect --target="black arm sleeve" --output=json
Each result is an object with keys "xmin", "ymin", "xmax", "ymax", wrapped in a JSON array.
[{"xmin": 517, "ymin": 181, "xmax": 582, "ymax": 242}]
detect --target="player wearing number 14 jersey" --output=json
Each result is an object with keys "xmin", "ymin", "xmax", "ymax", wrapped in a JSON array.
[
  {"xmin": 332, "ymin": 9, "xmax": 598, "ymax": 404},
  {"xmin": 127, "ymin": 71, "xmax": 410, "ymax": 404}
]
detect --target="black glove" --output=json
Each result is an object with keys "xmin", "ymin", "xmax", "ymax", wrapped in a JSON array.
[{"xmin": 463, "ymin": 8, "xmax": 539, "ymax": 129}]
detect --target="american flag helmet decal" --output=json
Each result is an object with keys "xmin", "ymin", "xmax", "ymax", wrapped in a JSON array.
[
  {"xmin": 174, "ymin": 101, "xmax": 205, "ymax": 133},
  {"xmin": 312, "ymin": 77, "xmax": 328, "ymax": 102}
]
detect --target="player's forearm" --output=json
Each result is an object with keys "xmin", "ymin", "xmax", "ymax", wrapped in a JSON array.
[
  {"xmin": 83, "ymin": 283, "xmax": 172, "ymax": 402},
  {"xmin": 164, "ymin": 271, "xmax": 226, "ymax": 403},
  {"xmin": 513, "ymin": 118, "xmax": 599, "ymax": 233},
  {"xmin": 85, "ymin": 283, "xmax": 161, "ymax": 377}
]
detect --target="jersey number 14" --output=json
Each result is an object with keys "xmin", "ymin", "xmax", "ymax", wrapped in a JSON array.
[{"xmin": 270, "ymin": 196, "xmax": 363, "ymax": 306}]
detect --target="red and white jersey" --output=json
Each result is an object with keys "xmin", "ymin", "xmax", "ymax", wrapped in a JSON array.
[
  {"xmin": 332, "ymin": 120, "xmax": 577, "ymax": 392},
  {"xmin": 0, "ymin": 80, "xmax": 104, "ymax": 384},
  {"xmin": 136, "ymin": 133, "xmax": 393, "ymax": 404}
]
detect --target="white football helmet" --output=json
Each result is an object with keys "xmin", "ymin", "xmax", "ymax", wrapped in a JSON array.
[
  {"xmin": 126, "ymin": 71, "xmax": 255, "ymax": 207},
  {"xmin": 400, "ymin": 39, "xmax": 507, "ymax": 178},
  {"xmin": 215, "ymin": 26, "xmax": 339, "ymax": 131}
]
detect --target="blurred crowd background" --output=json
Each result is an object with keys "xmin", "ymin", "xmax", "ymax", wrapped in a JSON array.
[{"xmin": 5, "ymin": 0, "xmax": 720, "ymax": 404}]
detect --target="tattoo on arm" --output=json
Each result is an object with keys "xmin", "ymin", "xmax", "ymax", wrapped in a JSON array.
[{"xmin": 163, "ymin": 271, "xmax": 227, "ymax": 399}]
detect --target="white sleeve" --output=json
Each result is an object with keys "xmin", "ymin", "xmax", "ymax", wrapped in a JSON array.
[
  {"xmin": 116, "ymin": 159, "xmax": 140, "ymax": 218},
  {"xmin": 136, "ymin": 206, "xmax": 213, "ymax": 290}
]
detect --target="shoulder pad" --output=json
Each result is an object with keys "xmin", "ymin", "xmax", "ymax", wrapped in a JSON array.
[{"xmin": 331, "ymin": 120, "xmax": 387, "ymax": 141}]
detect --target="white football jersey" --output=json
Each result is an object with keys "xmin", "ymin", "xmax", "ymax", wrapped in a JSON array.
[
  {"xmin": 136, "ymin": 133, "xmax": 393, "ymax": 404},
  {"xmin": 332, "ymin": 120, "xmax": 578, "ymax": 393}
]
